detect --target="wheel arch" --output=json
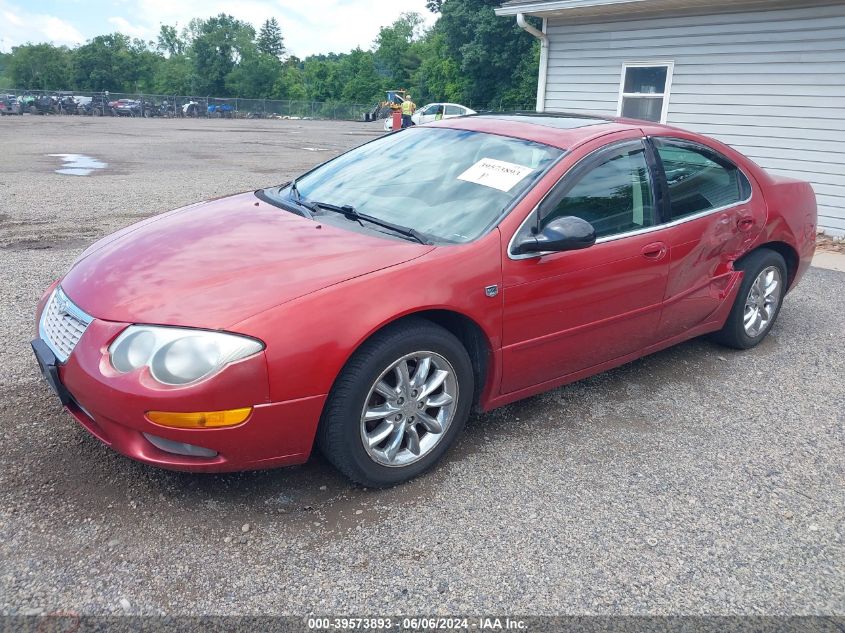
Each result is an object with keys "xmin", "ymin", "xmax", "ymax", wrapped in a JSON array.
[
  {"xmin": 337, "ymin": 308, "xmax": 494, "ymax": 409},
  {"xmin": 409, "ymin": 309, "xmax": 491, "ymax": 407},
  {"xmin": 739, "ymin": 241, "xmax": 799, "ymax": 289}
]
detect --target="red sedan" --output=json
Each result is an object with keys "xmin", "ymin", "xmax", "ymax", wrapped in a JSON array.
[{"xmin": 33, "ymin": 114, "xmax": 817, "ymax": 487}]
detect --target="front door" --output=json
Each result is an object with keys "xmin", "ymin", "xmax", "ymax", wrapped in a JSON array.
[
  {"xmin": 417, "ymin": 104, "xmax": 438, "ymax": 125},
  {"xmin": 501, "ymin": 139, "xmax": 670, "ymax": 394}
]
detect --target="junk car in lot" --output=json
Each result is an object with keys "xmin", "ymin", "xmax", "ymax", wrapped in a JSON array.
[
  {"xmin": 182, "ymin": 100, "xmax": 201, "ymax": 118},
  {"xmin": 208, "ymin": 102, "xmax": 236, "ymax": 118},
  {"xmin": 57, "ymin": 94, "xmax": 80, "ymax": 115},
  {"xmin": 80, "ymin": 94, "xmax": 111, "ymax": 116},
  {"xmin": 32, "ymin": 113, "xmax": 817, "ymax": 487},
  {"xmin": 0, "ymin": 95, "xmax": 21, "ymax": 115},
  {"xmin": 111, "ymin": 99, "xmax": 143, "ymax": 117},
  {"xmin": 383, "ymin": 102, "xmax": 476, "ymax": 131},
  {"xmin": 22, "ymin": 94, "xmax": 59, "ymax": 115}
]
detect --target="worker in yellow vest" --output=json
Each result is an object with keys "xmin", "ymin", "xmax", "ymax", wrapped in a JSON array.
[{"xmin": 401, "ymin": 94, "xmax": 416, "ymax": 128}]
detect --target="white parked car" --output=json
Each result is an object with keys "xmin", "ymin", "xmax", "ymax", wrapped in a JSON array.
[{"xmin": 383, "ymin": 102, "xmax": 476, "ymax": 131}]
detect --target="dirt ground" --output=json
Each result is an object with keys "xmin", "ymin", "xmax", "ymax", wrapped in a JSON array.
[
  {"xmin": 817, "ymin": 235, "xmax": 844, "ymax": 253},
  {"xmin": 0, "ymin": 117, "xmax": 843, "ymax": 617}
]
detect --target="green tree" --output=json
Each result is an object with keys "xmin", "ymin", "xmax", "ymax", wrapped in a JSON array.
[
  {"xmin": 157, "ymin": 24, "xmax": 185, "ymax": 56},
  {"xmin": 190, "ymin": 14, "xmax": 255, "ymax": 95},
  {"xmin": 225, "ymin": 47, "xmax": 282, "ymax": 98},
  {"xmin": 273, "ymin": 57, "xmax": 307, "ymax": 100},
  {"xmin": 0, "ymin": 1, "xmax": 540, "ymax": 110},
  {"xmin": 257, "ymin": 18, "xmax": 285, "ymax": 60},
  {"xmin": 302, "ymin": 56, "xmax": 341, "ymax": 102},
  {"xmin": 72, "ymin": 34, "xmax": 159, "ymax": 92},
  {"xmin": 411, "ymin": 32, "xmax": 464, "ymax": 104},
  {"xmin": 6, "ymin": 43, "xmax": 72, "ymax": 90},
  {"xmin": 436, "ymin": 0, "xmax": 539, "ymax": 108},
  {"xmin": 0, "ymin": 52, "xmax": 11, "ymax": 88},
  {"xmin": 499, "ymin": 41, "xmax": 540, "ymax": 109},
  {"xmin": 181, "ymin": 18, "xmax": 204, "ymax": 46},
  {"xmin": 339, "ymin": 48, "xmax": 381, "ymax": 103},
  {"xmin": 154, "ymin": 54, "xmax": 194, "ymax": 94},
  {"xmin": 374, "ymin": 12, "xmax": 424, "ymax": 88}
]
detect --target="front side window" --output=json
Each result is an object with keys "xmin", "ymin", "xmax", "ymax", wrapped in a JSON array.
[
  {"xmin": 540, "ymin": 142, "xmax": 656, "ymax": 239},
  {"xmin": 267, "ymin": 127, "xmax": 562, "ymax": 244},
  {"xmin": 618, "ymin": 62, "xmax": 673, "ymax": 123},
  {"xmin": 653, "ymin": 138, "xmax": 752, "ymax": 220}
]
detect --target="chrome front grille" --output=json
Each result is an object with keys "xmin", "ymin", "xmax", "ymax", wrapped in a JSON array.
[{"xmin": 39, "ymin": 287, "xmax": 93, "ymax": 363}]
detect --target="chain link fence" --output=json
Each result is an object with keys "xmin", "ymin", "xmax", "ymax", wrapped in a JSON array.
[
  {"xmin": 3, "ymin": 88, "xmax": 373, "ymax": 121},
  {"xmin": 3, "ymin": 88, "xmax": 535, "ymax": 120}
]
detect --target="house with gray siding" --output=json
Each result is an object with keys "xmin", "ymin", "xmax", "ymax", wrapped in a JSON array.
[{"xmin": 494, "ymin": 0, "xmax": 845, "ymax": 236}]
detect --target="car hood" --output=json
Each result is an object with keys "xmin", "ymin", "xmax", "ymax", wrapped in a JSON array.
[{"xmin": 61, "ymin": 192, "xmax": 434, "ymax": 329}]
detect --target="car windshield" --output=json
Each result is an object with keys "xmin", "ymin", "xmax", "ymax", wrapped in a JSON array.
[{"xmin": 270, "ymin": 127, "xmax": 563, "ymax": 244}]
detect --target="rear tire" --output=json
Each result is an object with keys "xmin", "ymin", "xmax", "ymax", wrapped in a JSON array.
[
  {"xmin": 712, "ymin": 248, "xmax": 787, "ymax": 350},
  {"xmin": 317, "ymin": 319, "xmax": 474, "ymax": 488}
]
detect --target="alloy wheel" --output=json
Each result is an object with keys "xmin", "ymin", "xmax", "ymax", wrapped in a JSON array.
[
  {"xmin": 360, "ymin": 351, "xmax": 458, "ymax": 467},
  {"xmin": 743, "ymin": 265, "xmax": 782, "ymax": 338}
]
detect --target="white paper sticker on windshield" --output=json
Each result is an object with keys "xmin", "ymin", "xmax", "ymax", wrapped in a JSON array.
[{"xmin": 457, "ymin": 158, "xmax": 534, "ymax": 192}]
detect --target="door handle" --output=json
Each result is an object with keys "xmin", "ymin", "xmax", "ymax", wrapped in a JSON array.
[{"xmin": 641, "ymin": 242, "xmax": 668, "ymax": 261}]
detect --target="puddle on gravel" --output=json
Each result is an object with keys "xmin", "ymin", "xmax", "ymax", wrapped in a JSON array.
[{"xmin": 49, "ymin": 153, "xmax": 107, "ymax": 176}]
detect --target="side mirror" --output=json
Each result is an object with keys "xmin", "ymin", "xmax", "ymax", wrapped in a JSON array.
[{"xmin": 514, "ymin": 216, "xmax": 596, "ymax": 255}]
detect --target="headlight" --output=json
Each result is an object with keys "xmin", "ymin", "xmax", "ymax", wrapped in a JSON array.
[{"xmin": 109, "ymin": 326, "xmax": 264, "ymax": 385}]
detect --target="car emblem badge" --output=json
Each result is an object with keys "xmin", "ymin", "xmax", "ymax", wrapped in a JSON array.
[
  {"xmin": 55, "ymin": 295, "xmax": 69, "ymax": 316},
  {"xmin": 484, "ymin": 285, "xmax": 499, "ymax": 298}
]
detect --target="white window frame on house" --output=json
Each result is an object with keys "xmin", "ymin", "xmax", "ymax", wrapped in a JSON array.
[{"xmin": 617, "ymin": 61, "xmax": 675, "ymax": 124}]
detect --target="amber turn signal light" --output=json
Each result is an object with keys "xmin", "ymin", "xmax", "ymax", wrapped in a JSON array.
[{"xmin": 146, "ymin": 408, "xmax": 252, "ymax": 429}]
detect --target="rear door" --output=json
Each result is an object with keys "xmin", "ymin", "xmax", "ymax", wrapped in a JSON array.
[
  {"xmin": 444, "ymin": 105, "xmax": 463, "ymax": 119},
  {"xmin": 647, "ymin": 136, "xmax": 764, "ymax": 338}
]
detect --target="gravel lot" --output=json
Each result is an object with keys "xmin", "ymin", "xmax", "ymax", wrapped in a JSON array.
[{"xmin": 0, "ymin": 117, "xmax": 843, "ymax": 617}]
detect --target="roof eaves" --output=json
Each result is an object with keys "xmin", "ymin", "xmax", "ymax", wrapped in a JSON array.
[{"xmin": 494, "ymin": 0, "xmax": 646, "ymax": 17}]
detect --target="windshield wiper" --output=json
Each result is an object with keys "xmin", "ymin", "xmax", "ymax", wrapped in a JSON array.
[
  {"xmin": 281, "ymin": 179, "xmax": 314, "ymax": 219},
  {"xmin": 308, "ymin": 201, "xmax": 432, "ymax": 245}
]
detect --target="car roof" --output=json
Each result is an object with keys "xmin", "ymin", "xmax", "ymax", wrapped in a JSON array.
[{"xmin": 433, "ymin": 112, "xmax": 646, "ymax": 150}]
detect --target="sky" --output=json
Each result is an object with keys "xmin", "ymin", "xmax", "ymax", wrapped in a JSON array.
[{"xmin": 0, "ymin": 0, "xmax": 437, "ymax": 57}]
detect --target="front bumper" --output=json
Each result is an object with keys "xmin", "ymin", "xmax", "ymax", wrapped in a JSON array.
[
  {"xmin": 62, "ymin": 392, "xmax": 325, "ymax": 473},
  {"xmin": 34, "ymin": 308, "xmax": 325, "ymax": 473}
]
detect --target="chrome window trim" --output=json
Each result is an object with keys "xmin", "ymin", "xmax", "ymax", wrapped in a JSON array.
[{"xmin": 507, "ymin": 138, "xmax": 754, "ymax": 261}]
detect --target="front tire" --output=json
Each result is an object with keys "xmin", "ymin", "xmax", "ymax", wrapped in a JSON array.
[
  {"xmin": 318, "ymin": 319, "xmax": 474, "ymax": 487},
  {"xmin": 713, "ymin": 248, "xmax": 787, "ymax": 350}
]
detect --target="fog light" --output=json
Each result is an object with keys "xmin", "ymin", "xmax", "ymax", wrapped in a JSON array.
[
  {"xmin": 143, "ymin": 433, "xmax": 218, "ymax": 458},
  {"xmin": 146, "ymin": 407, "xmax": 252, "ymax": 429}
]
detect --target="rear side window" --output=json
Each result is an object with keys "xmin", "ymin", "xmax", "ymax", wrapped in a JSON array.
[
  {"xmin": 653, "ymin": 138, "xmax": 751, "ymax": 220},
  {"xmin": 445, "ymin": 105, "xmax": 462, "ymax": 116}
]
